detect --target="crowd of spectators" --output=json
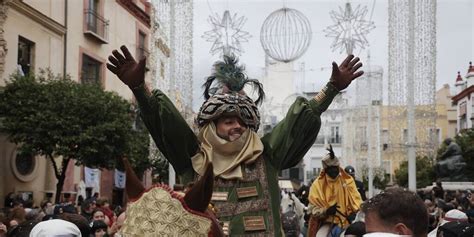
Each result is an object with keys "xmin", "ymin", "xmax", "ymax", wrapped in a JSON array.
[{"xmin": 0, "ymin": 192, "xmax": 126, "ymax": 237}]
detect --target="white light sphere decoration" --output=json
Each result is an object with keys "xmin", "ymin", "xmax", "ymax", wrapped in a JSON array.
[{"xmin": 260, "ymin": 7, "xmax": 312, "ymax": 63}]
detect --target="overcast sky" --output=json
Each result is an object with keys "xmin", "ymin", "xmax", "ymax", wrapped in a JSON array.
[{"xmin": 192, "ymin": 0, "xmax": 474, "ymax": 110}]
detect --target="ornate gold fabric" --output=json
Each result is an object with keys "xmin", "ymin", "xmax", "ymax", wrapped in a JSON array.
[
  {"xmin": 191, "ymin": 123, "xmax": 263, "ymax": 179},
  {"xmin": 308, "ymin": 168, "xmax": 362, "ymax": 227},
  {"xmin": 120, "ymin": 186, "xmax": 212, "ymax": 236}
]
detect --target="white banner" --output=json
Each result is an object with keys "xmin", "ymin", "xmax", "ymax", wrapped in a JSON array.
[
  {"xmin": 76, "ymin": 180, "xmax": 86, "ymax": 200},
  {"xmin": 114, "ymin": 169, "xmax": 126, "ymax": 189},
  {"xmin": 84, "ymin": 167, "xmax": 100, "ymax": 189}
]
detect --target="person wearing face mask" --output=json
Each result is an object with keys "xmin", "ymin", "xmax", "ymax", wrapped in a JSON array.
[
  {"xmin": 307, "ymin": 145, "xmax": 362, "ymax": 237},
  {"xmin": 107, "ymin": 45, "xmax": 364, "ymax": 236}
]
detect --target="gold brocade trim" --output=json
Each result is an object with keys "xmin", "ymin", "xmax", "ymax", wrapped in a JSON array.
[
  {"xmin": 212, "ymin": 191, "xmax": 229, "ymax": 201},
  {"xmin": 120, "ymin": 187, "xmax": 212, "ymax": 236},
  {"xmin": 236, "ymin": 186, "xmax": 258, "ymax": 199},
  {"xmin": 213, "ymin": 158, "xmax": 269, "ymax": 218},
  {"xmin": 313, "ymin": 85, "xmax": 329, "ymax": 104},
  {"xmin": 196, "ymin": 157, "xmax": 276, "ymax": 235},
  {"xmin": 243, "ymin": 216, "xmax": 266, "ymax": 231},
  {"xmin": 214, "ymin": 199, "xmax": 269, "ymax": 218},
  {"xmin": 222, "ymin": 222, "xmax": 230, "ymax": 236}
]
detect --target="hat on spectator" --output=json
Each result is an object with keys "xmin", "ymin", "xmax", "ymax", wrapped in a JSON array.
[
  {"xmin": 29, "ymin": 219, "xmax": 81, "ymax": 237},
  {"xmin": 440, "ymin": 209, "xmax": 468, "ymax": 225}
]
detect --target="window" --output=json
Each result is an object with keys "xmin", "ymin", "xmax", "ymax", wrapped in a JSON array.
[
  {"xmin": 15, "ymin": 152, "xmax": 35, "ymax": 176},
  {"xmin": 17, "ymin": 36, "xmax": 35, "ymax": 75},
  {"xmin": 280, "ymin": 169, "xmax": 290, "ymax": 179},
  {"xmin": 330, "ymin": 126, "xmax": 340, "ymax": 143},
  {"xmin": 137, "ymin": 31, "xmax": 146, "ymax": 59},
  {"xmin": 84, "ymin": 0, "xmax": 109, "ymax": 43},
  {"xmin": 429, "ymin": 128, "xmax": 441, "ymax": 145},
  {"xmin": 137, "ymin": 31, "xmax": 147, "ymax": 60},
  {"xmin": 382, "ymin": 129, "xmax": 389, "ymax": 150},
  {"xmin": 403, "ymin": 128, "xmax": 418, "ymax": 143},
  {"xmin": 87, "ymin": 0, "xmax": 99, "ymax": 32},
  {"xmin": 11, "ymin": 150, "xmax": 38, "ymax": 182},
  {"xmin": 460, "ymin": 117, "xmax": 467, "ymax": 130},
  {"xmin": 357, "ymin": 126, "xmax": 367, "ymax": 148},
  {"xmin": 289, "ymin": 167, "xmax": 301, "ymax": 180},
  {"xmin": 471, "ymin": 98, "xmax": 474, "ymax": 122},
  {"xmin": 315, "ymin": 135, "xmax": 325, "ymax": 144},
  {"xmin": 81, "ymin": 54, "xmax": 101, "ymax": 84}
]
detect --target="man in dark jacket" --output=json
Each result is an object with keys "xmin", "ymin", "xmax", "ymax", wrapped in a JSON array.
[{"xmin": 345, "ymin": 165, "xmax": 366, "ymax": 201}]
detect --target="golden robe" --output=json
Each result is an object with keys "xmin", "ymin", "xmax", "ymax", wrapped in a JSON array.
[{"xmin": 308, "ymin": 168, "xmax": 362, "ymax": 228}]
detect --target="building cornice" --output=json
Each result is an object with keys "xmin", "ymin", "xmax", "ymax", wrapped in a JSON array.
[
  {"xmin": 9, "ymin": 0, "xmax": 66, "ymax": 36},
  {"xmin": 116, "ymin": 0, "xmax": 150, "ymax": 28},
  {"xmin": 452, "ymin": 85, "xmax": 474, "ymax": 104}
]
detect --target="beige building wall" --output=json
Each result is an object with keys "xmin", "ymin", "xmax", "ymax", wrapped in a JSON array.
[
  {"xmin": 0, "ymin": 136, "xmax": 58, "ymax": 207},
  {"xmin": 0, "ymin": 0, "xmax": 152, "ymax": 207},
  {"xmin": 380, "ymin": 104, "xmax": 447, "ymax": 176},
  {"xmin": 436, "ymin": 84, "xmax": 458, "ymax": 138},
  {"xmin": 65, "ymin": 0, "xmax": 151, "ymax": 100},
  {"xmin": 1, "ymin": 0, "xmax": 66, "ymax": 85},
  {"xmin": 23, "ymin": 0, "xmax": 65, "ymax": 24}
]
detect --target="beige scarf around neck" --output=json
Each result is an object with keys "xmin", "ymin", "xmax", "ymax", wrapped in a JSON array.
[{"xmin": 191, "ymin": 123, "xmax": 264, "ymax": 179}]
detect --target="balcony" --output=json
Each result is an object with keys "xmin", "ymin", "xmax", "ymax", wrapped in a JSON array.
[
  {"xmin": 84, "ymin": 9, "xmax": 109, "ymax": 44},
  {"xmin": 136, "ymin": 46, "xmax": 149, "ymax": 60}
]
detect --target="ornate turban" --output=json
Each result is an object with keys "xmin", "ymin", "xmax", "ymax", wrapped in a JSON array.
[{"xmin": 196, "ymin": 54, "xmax": 264, "ymax": 131}]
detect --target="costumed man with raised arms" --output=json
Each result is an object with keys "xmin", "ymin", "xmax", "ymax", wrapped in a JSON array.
[{"xmin": 106, "ymin": 46, "xmax": 364, "ymax": 236}]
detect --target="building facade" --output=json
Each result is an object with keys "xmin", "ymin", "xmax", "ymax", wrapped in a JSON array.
[
  {"xmin": 303, "ymin": 92, "xmax": 347, "ymax": 184},
  {"xmin": 436, "ymin": 83, "xmax": 457, "ymax": 138},
  {"xmin": 0, "ymin": 0, "xmax": 154, "ymax": 207},
  {"xmin": 452, "ymin": 62, "xmax": 474, "ymax": 131}
]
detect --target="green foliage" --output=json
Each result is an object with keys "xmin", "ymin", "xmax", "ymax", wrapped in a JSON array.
[
  {"xmin": 361, "ymin": 166, "xmax": 389, "ymax": 190},
  {"xmin": 117, "ymin": 113, "xmax": 153, "ymax": 178},
  {"xmin": 454, "ymin": 129, "xmax": 474, "ymax": 162},
  {"xmin": 149, "ymin": 144, "xmax": 169, "ymax": 184},
  {"xmin": 0, "ymin": 70, "xmax": 131, "ymax": 167},
  {"xmin": 394, "ymin": 156, "xmax": 435, "ymax": 188},
  {"xmin": 0, "ymin": 70, "xmax": 152, "ymax": 200}
]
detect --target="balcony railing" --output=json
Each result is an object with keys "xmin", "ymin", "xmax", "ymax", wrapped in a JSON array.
[
  {"xmin": 136, "ymin": 46, "xmax": 149, "ymax": 60},
  {"xmin": 84, "ymin": 9, "xmax": 109, "ymax": 43}
]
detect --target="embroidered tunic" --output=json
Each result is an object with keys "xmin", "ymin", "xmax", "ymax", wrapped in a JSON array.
[{"xmin": 132, "ymin": 82, "xmax": 339, "ymax": 236}]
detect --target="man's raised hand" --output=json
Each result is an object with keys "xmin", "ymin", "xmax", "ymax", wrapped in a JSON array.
[
  {"xmin": 106, "ymin": 45, "xmax": 146, "ymax": 88},
  {"xmin": 329, "ymin": 55, "xmax": 364, "ymax": 91}
]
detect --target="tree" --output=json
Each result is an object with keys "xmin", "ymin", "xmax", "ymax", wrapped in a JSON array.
[
  {"xmin": 361, "ymin": 166, "xmax": 389, "ymax": 190},
  {"xmin": 0, "ymin": 70, "xmax": 151, "ymax": 203},
  {"xmin": 150, "ymin": 148, "xmax": 169, "ymax": 184},
  {"xmin": 394, "ymin": 156, "xmax": 435, "ymax": 188}
]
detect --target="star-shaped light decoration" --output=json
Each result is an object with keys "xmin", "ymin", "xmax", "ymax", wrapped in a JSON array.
[
  {"xmin": 324, "ymin": 2, "xmax": 375, "ymax": 55},
  {"xmin": 202, "ymin": 10, "xmax": 251, "ymax": 57}
]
